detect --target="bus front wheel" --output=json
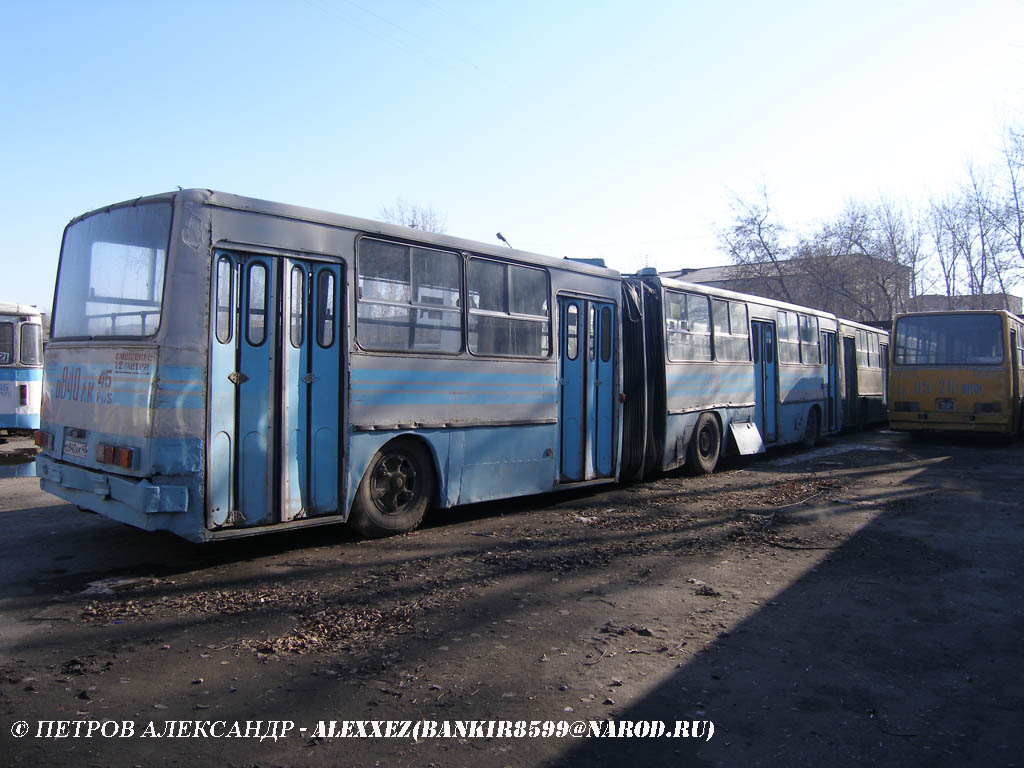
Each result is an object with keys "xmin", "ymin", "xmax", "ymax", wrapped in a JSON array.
[
  {"xmin": 687, "ymin": 413, "xmax": 721, "ymax": 475},
  {"xmin": 350, "ymin": 438, "xmax": 434, "ymax": 538}
]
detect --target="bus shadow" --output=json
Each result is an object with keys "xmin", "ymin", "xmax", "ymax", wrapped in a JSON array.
[
  {"xmin": 2, "ymin": 433, "xmax": 935, "ymax": 603},
  {"xmin": 554, "ymin": 451, "xmax": 1024, "ymax": 767}
]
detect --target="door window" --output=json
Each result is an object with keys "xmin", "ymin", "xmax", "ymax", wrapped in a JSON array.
[
  {"xmin": 246, "ymin": 263, "xmax": 267, "ymax": 345},
  {"xmin": 289, "ymin": 266, "xmax": 305, "ymax": 348},
  {"xmin": 215, "ymin": 257, "xmax": 233, "ymax": 344},
  {"xmin": 317, "ymin": 270, "xmax": 336, "ymax": 348},
  {"xmin": 600, "ymin": 306, "xmax": 612, "ymax": 363},
  {"xmin": 566, "ymin": 304, "xmax": 579, "ymax": 360}
]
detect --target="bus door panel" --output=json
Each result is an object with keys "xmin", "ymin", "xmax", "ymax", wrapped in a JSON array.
[
  {"xmin": 559, "ymin": 296, "xmax": 616, "ymax": 482},
  {"xmin": 822, "ymin": 331, "xmax": 838, "ymax": 432},
  {"xmin": 208, "ymin": 253, "xmax": 238, "ymax": 528},
  {"xmin": 843, "ymin": 336, "xmax": 858, "ymax": 428},
  {"xmin": 308, "ymin": 263, "xmax": 342, "ymax": 515},
  {"xmin": 559, "ymin": 298, "xmax": 585, "ymax": 482},
  {"xmin": 281, "ymin": 260, "xmax": 343, "ymax": 522},
  {"xmin": 208, "ymin": 251, "xmax": 277, "ymax": 529},
  {"xmin": 752, "ymin": 320, "xmax": 777, "ymax": 443},
  {"xmin": 237, "ymin": 256, "xmax": 277, "ymax": 527},
  {"xmin": 880, "ymin": 342, "xmax": 889, "ymax": 407},
  {"xmin": 593, "ymin": 302, "xmax": 615, "ymax": 477},
  {"xmin": 1011, "ymin": 331, "xmax": 1021, "ymax": 430},
  {"xmin": 281, "ymin": 261, "xmax": 309, "ymax": 522}
]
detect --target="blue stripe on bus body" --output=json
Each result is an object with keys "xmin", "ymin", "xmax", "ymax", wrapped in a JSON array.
[
  {"xmin": 667, "ymin": 385, "xmax": 752, "ymax": 397},
  {"xmin": 0, "ymin": 368, "xmax": 43, "ymax": 381},
  {"xmin": 351, "ymin": 369, "xmax": 552, "ymax": 385},
  {"xmin": 352, "ymin": 391, "xmax": 555, "ymax": 406},
  {"xmin": 666, "ymin": 373, "xmax": 752, "ymax": 385},
  {"xmin": 0, "ymin": 413, "xmax": 40, "ymax": 429},
  {"xmin": 351, "ymin": 382, "xmax": 552, "ymax": 393},
  {"xmin": 155, "ymin": 394, "xmax": 205, "ymax": 410},
  {"xmin": 158, "ymin": 366, "xmax": 204, "ymax": 380}
]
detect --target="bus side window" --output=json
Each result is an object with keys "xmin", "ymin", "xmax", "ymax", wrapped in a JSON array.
[{"xmin": 215, "ymin": 257, "xmax": 233, "ymax": 344}]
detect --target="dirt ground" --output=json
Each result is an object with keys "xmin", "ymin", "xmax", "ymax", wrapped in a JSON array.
[{"xmin": 1, "ymin": 429, "xmax": 1022, "ymax": 767}]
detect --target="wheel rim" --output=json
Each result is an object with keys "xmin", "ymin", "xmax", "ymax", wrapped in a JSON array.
[{"xmin": 370, "ymin": 453, "xmax": 418, "ymax": 514}]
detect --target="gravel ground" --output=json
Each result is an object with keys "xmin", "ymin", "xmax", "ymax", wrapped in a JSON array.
[{"xmin": 2, "ymin": 429, "xmax": 1022, "ymax": 767}]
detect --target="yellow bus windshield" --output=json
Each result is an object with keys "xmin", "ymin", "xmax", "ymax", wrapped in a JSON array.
[{"xmin": 893, "ymin": 314, "xmax": 1004, "ymax": 366}]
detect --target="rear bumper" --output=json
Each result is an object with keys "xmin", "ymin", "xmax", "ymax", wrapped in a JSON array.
[
  {"xmin": 888, "ymin": 412, "xmax": 1016, "ymax": 434},
  {"xmin": 0, "ymin": 414, "xmax": 40, "ymax": 430},
  {"xmin": 36, "ymin": 455, "xmax": 190, "ymax": 532}
]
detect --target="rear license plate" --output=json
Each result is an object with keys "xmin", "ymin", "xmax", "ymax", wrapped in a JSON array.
[
  {"xmin": 63, "ymin": 438, "xmax": 89, "ymax": 459},
  {"xmin": 937, "ymin": 399, "xmax": 955, "ymax": 411}
]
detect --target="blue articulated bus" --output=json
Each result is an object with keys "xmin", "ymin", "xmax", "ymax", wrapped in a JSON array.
[
  {"xmin": 35, "ymin": 190, "xmax": 623, "ymax": 541},
  {"xmin": 0, "ymin": 302, "xmax": 44, "ymax": 433},
  {"xmin": 35, "ymin": 190, "xmax": 886, "ymax": 541}
]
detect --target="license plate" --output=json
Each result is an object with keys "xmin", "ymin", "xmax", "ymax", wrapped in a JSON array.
[
  {"xmin": 63, "ymin": 438, "xmax": 89, "ymax": 459},
  {"xmin": 937, "ymin": 399, "xmax": 955, "ymax": 411}
]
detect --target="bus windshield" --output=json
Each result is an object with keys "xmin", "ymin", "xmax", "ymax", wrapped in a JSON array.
[
  {"xmin": 893, "ymin": 313, "xmax": 1004, "ymax": 366},
  {"xmin": 52, "ymin": 203, "xmax": 171, "ymax": 339}
]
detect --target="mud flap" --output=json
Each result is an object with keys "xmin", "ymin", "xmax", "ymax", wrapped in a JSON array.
[{"xmin": 730, "ymin": 422, "xmax": 765, "ymax": 455}]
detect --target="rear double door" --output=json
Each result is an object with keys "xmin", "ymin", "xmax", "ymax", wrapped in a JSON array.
[
  {"xmin": 208, "ymin": 251, "xmax": 343, "ymax": 529},
  {"xmin": 751, "ymin": 320, "xmax": 778, "ymax": 443},
  {"xmin": 559, "ymin": 296, "xmax": 615, "ymax": 482}
]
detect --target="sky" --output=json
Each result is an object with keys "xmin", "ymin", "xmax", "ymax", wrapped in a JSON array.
[{"xmin": 2, "ymin": 0, "xmax": 1022, "ymax": 311}]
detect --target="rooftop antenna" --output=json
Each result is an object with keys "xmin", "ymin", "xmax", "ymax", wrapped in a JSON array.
[{"xmin": 496, "ymin": 232, "xmax": 512, "ymax": 248}]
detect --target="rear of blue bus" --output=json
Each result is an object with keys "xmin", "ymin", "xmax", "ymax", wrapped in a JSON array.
[{"xmin": 35, "ymin": 196, "xmax": 209, "ymax": 540}]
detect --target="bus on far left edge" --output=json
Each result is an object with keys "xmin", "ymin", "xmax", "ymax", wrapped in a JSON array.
[{"xmin": 0, "ymin": 302, "xmax": 44, "ymax": 434}]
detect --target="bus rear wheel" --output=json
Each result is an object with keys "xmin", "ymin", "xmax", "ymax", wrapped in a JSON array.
[
  {"xmin": 350, "ymin": 439, "xmax": 434, "ymax": 538},
  {"xmin": 687, "ymin": 413, "xmax": 721, "ymax": 475},
  {"xmin": 801, "ymin": 406, "xmax": 820, "ymax": 449}
]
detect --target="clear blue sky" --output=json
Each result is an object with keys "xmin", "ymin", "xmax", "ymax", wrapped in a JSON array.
[{"xmin": 3, "ymin": 0, "xmax": 1022, "ymax": 311}]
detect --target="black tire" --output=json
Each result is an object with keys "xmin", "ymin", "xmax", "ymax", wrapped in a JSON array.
[
  {"xmin": 349, "ymin": 439, "xmax": 434, "ymax": 538},
  {"xmin": 687, "ymin": 413, "xmax": 721, "ymax": 475},
  {"xmin": 801, "ymin": 406, "xmax": 820, "ymax": 449}
]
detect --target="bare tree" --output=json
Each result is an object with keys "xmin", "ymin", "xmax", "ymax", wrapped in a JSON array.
[
  {"xmin": 927, "ymin": 165, "xmax": 1018, "ymax": 309},
  {"xmin": 990, "ymin": 123, "xmax": 1024, "ymax": 268},
  {"xmin": 717, "ymin": 121, "xmax": 1023, "ymax": 319},
  {"xmin": 722, "ymin": 194, "xmax": 918, "ymax": 322},
  {"xmin": 719, "ymin": 186, "xmax": 795, "ymax": 304},
  {"xmin": 378, "ymin": 199, "xmax": 448, "ymax": 234},
  {"xmin": 929, "ymin": 195, "xmax": 966, "ymax": 303}
]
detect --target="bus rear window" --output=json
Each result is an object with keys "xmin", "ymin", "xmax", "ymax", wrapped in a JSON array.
[
  {"xmin": 20, "ymin": 324, "xmax": 42, "ymax": 365},
  {"xmin": 894, "ymin": 314, "xmax": 1004, "ymax": 365},
  {"xmin": 52, "ymin": 203, "xmax": 171, "ymax": 338}
]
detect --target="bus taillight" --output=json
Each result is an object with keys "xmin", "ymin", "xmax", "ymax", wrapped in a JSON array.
[
  {"xmin": 18, "ymin": 384, "xmax": 28, "ymax": 406},
  {"xmin": 34, "ymin": 430, "xmax": 53, "ymax": 450},
  {"xmin": 97, "ymin": 443, "xmax": 135, "ymax": 469}
]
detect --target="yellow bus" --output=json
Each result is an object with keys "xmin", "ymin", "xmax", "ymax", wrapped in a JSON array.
[{"xmin": 888, "ymin": 310, "xmax": 1024, "ymax": 435}]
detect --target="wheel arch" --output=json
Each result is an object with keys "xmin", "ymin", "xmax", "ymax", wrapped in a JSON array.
[{"xmin": 345, "ymin": 431, "xmax": 446, "ymax": 521}]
